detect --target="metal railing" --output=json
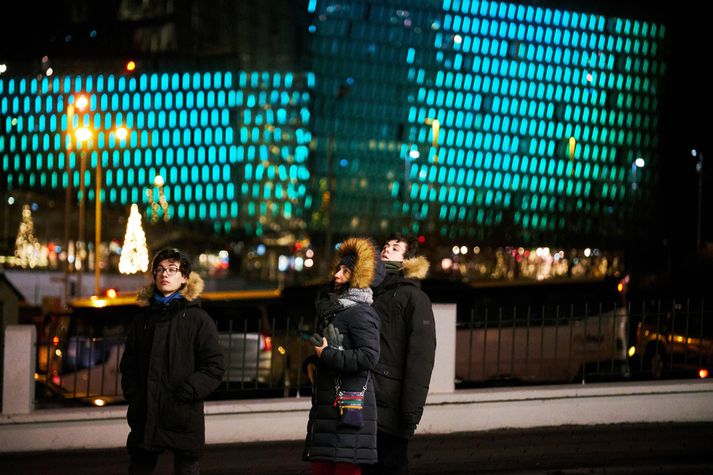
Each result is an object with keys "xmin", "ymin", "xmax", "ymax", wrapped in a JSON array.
[
  {"xmin": 34, "ymin": 297, "xmax": 712, "ymax": 406},
  {"xmin": 35, "ymin": 315, "xmax": 315, "ymax": 407},
  {"xmin": 455, "ymin": 300, "xmax": 629, "ymax": 386}
]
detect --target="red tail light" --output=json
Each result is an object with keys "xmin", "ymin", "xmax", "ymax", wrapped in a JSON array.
[
  {"xmin": 261, "ymin": 334, "xmax": 272, "ymax": 352},
  {"xmin": 52, "ymin": 336, "xmax": 60, "ymax": 346},
  {"xmin": 700, "ymin": 369, "xmax": 709, "ymax": 379}
]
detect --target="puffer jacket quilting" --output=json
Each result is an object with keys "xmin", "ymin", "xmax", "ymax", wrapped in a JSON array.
[{"xmin": 304, "ymin": 302, "xmax": 380, "ymax": 464}]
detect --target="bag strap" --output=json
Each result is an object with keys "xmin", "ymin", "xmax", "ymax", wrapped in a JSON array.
[{"xmin": 335, "ymin": 371, "xmax": 370, "ymax": 396}]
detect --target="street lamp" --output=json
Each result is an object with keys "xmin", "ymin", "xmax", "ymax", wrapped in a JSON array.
[
  {"xmin": 692, "ymin": 149, "xmax": 704, "ymax": 251},
  {"xmin": 630, "ymin": 157, "xmax": 645, "ymax": 191},
  {"xmin": 74, "ymin": 123, "xmax": 129, "ymax": 296},
  {"xmin": 425, "ymin": 118, "xmax": 441, "ymax": 164},
  {"xmin": 74, "ymin": 126, "xmax": 92, "ymax": 295},
  {"xmin": 322, "ymin": 79, "xmax": 351, "ymax": 273},
  {"xmin": 146, "ymin": 174, "xmax": 169, "ymax": 223},
  {"xmin": 64, "ymin": 93, "xmax": 129, "ymax": 297},
  {"xmin": 64, "ymin": 95, "xmax": 89, "ymax": 300}
]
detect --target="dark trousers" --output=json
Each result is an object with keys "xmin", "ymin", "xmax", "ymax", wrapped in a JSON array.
[
  {"xmin": 362, "ymin": 430, "xmax": 410, "ymax": 475},
  {"xmin": 128, "ymin": 447, "xmax": 200, "ymax": 475}
]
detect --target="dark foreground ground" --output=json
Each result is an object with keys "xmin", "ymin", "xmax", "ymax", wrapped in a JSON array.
[{"xmin": 2, "ymin": 422, "xmax": 712, "ymax": 474}]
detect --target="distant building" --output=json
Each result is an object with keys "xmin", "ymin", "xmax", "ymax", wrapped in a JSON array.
[{"xmin": 1, "ymin": 0, "xmax": 665, "ymax": 256}]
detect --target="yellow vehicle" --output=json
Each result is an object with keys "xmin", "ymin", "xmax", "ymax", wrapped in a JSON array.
[{"xmin": 628, "ymin": 299, "xmax": 712, "ymax": 379}]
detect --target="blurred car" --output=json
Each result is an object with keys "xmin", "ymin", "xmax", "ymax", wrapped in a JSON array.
[
  {"xmin": 36, "ymin": 288, "xmax": 295, "ymax": 405},
  {"xmin": 628, "ymin": 299, "xmax": 712, "ymax": 379},
  {"xmin": 425, "ymin": 276, "xmax": 630, "ymax": 385}
]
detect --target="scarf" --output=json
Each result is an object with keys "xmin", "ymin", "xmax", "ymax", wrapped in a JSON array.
[
  {"xmin": 338, "ymin": 287, "xmax": 373, "ymax": 306},
  {"xmin": 152, "ymin": 290, "xmax": 185, "ymax": 306},
  {"xmin": 384, "ymin": 261, "xmax": 403, "ymax": 274}
]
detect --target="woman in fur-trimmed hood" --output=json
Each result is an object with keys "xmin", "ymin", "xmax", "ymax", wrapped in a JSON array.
[
  {"xmin": 303, "ymin": 237, "xmax": 382, "ymax": 472},
  {"xmin": 120, "ymin": 248, "xmax": 224, "ymax": 473}
]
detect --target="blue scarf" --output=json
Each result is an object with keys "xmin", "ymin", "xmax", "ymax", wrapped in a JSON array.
[{"xmin": 152, "ymin": 290, "xmax": 185, "ymax": 306}]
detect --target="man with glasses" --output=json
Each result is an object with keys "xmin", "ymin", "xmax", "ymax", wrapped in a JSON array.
[{"xmin": 120, "ymin": 248, "xmax": 224, "ymax": 474}]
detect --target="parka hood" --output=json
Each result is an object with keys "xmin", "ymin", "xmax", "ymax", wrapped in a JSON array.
[
  {"xmin": 402, "ymin": 255, "xmax": 429, "ymax": 280},
  {"xmin": 333, "ymin": 237, "xmax": 376, "ymax": 289},
  {"xmin": 136, "ymin": 271, "xmax": 205, "ymax": 306}
]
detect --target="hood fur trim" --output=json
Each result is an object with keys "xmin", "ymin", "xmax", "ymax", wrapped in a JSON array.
[
  {"xmin": 403, "ymin": 256, "xmax": 429, "ymax": 280},
  {"xmin": 136, "ymin": 272, "xmax": 205, "ymax": 306},
  {"xmin": 334, "ymin": 237, "xmax": 376, "ymax": 289}
]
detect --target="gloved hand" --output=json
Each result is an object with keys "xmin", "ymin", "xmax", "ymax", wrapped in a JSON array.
[
  {"xmin": 323, "ymin": 323, "xmax": 344, "ymax": 350},
  {"xmin": 309, "ymin": 332, "xmax": 323, "ymax": 346}
]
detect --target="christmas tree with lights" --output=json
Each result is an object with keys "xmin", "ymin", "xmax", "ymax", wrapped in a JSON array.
[
  {"xmin": 119, "ymin": 204, "xmax": 149, "ymax": 274},
  {"xmin": 14, "ymin": 204, "xmax": 42, "ymax": 268}
]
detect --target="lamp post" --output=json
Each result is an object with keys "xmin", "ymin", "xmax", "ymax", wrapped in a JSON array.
[
  {"xmin": 75, "ymin": 124, "xmax": 128, "ymax": 296},
  {"xmin": 692, "ymin": 149, "xmax": 704, "ymax": 251},
  {"xmin": 630, "ymin": 157, "xmax": 645, "ymax": 191},
  {"xmin": 146, "ymin": 174, "xmax": 169, "ymax": 223},
  {"xmin": 627, "ymin": 157, "xmax": 646, "ymax": 263},
  {"xmin": 64, "ymin": 95, "xmax": 89, "ymax": 300},
  {"xmin": 74, "ymin": 127, "xmax": 92, "ymax": 295},
  {"xmin": 322, "ymin": 80, "xmax": 351, "ymax": 273},
  {"xmin": 66, "ymin": 93, "xmax": 128, "ymax": 297},
  {"xmin": 424, "ymin": 117, "xmax": 442, "ymax": 233}
]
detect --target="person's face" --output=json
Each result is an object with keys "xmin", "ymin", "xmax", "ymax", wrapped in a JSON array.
[
  {"xmin": 153, "ymin": 258, "xmax": 187, "ymax": 296},
  {"xmin": 334, "ymin": 264, "xmax": 352, "ymax": 287},
  {"xmin": 380, "ymin": 239, "xmax": 408, "ymax": 261}
]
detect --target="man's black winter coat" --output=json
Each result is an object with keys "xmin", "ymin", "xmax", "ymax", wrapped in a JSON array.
[
  {"xmin": 120, "ymin": 273, "xmax": 224, "ymax": 457},
  {"xmin": 371, "ymin": 256, "xmax": 436, "ymax": 439}
]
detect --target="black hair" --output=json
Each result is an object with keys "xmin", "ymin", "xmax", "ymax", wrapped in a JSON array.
[
  {"xmin": 384, "ymin": 232, "xmax": 417, "ymax": 259},
  {"xmin": 151, "ymin": 248, "xmax": 192, "ymax": 277}
]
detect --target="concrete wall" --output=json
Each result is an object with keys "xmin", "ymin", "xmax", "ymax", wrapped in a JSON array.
[{"xmin": 2, "ymin": 380, "xmax": 712, "ymax": 453}]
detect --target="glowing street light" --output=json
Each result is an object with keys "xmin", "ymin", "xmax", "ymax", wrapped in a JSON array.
[
  {"xmin": 74, "ymin": 95, "xmax": 89, "ymax": 110},
  {"xmin": 114, "ymin": 127, "xmax": 128, "ymax": 141},
  {"xmin": 425, "ymin": 118, "xmax": 441, "ymax": 163},
  {"xmin": 64, "ymin": 95, "xmax": 89, "ymax": 300},
  {"xmin": 631, "ymin": 157, "xmax": 645, "ymax": 191},
  {"xmin": 147, "ymin": 175, "xmax": 169, "ymax": 223},
  {"xmin": 75, "ymin": 127, "xmax": 92, "ymax": 143},
  {"xmin": 691, "ymin": 149, "xmax": 704, "ymax": 251}
]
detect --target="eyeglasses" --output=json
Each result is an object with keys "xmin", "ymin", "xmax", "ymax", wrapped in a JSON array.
[{"xmin": 154, "ymin": 266, "xmax": 181, "ymax": 276}]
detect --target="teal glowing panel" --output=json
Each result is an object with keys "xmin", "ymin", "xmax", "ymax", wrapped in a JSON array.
[
  {"xmin": 0, "ymin": 71, "xmax": 313, "ymax": 235},
  {"xmin": 307, "ymin": 0, "xmax": 665, "ymax": 243}
]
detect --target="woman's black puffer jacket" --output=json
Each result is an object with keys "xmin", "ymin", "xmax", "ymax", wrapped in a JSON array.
[{"xmin": 303, "ymin": 237, "xmax": 381, "ymax": 465}]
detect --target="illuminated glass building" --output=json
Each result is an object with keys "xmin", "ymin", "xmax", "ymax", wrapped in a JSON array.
[
  {"xmin": 1, "ymin": 0, "xmax": 668, "ymax": 258},
  {"xmin": 308, "ymin": 1, "xmax": 665, "ymax": 246}
]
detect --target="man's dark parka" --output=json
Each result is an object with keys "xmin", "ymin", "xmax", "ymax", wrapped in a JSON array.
[
  {"xmin": 120, "ymin": 272, "xmax": 224, "ymax": 457},
  {"xmin": 371, "ymin": 256, "xmax": 436, "ymax": 439}
]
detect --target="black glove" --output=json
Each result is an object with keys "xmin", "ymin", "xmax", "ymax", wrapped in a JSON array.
[
  {"xmin": 323, "ymin": 323, "xmax": 344, "ymax": 350},
  {"xmin": 309, "ymin": 332, "xmax": 323, "ymax": 346}
]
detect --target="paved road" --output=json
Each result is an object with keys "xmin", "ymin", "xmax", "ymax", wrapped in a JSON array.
[{"xmin": 2, "ymin": 422, "xmax": 712, "ymax": 474}]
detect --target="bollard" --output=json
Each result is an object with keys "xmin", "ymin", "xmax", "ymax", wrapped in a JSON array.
[
  {"xmin": 2, "ymin": 325, "xmax": 36, "ymax": 415},
  {"xmin": 430, "ymin": 303, "xmax": 456, "ymax": 394}
]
